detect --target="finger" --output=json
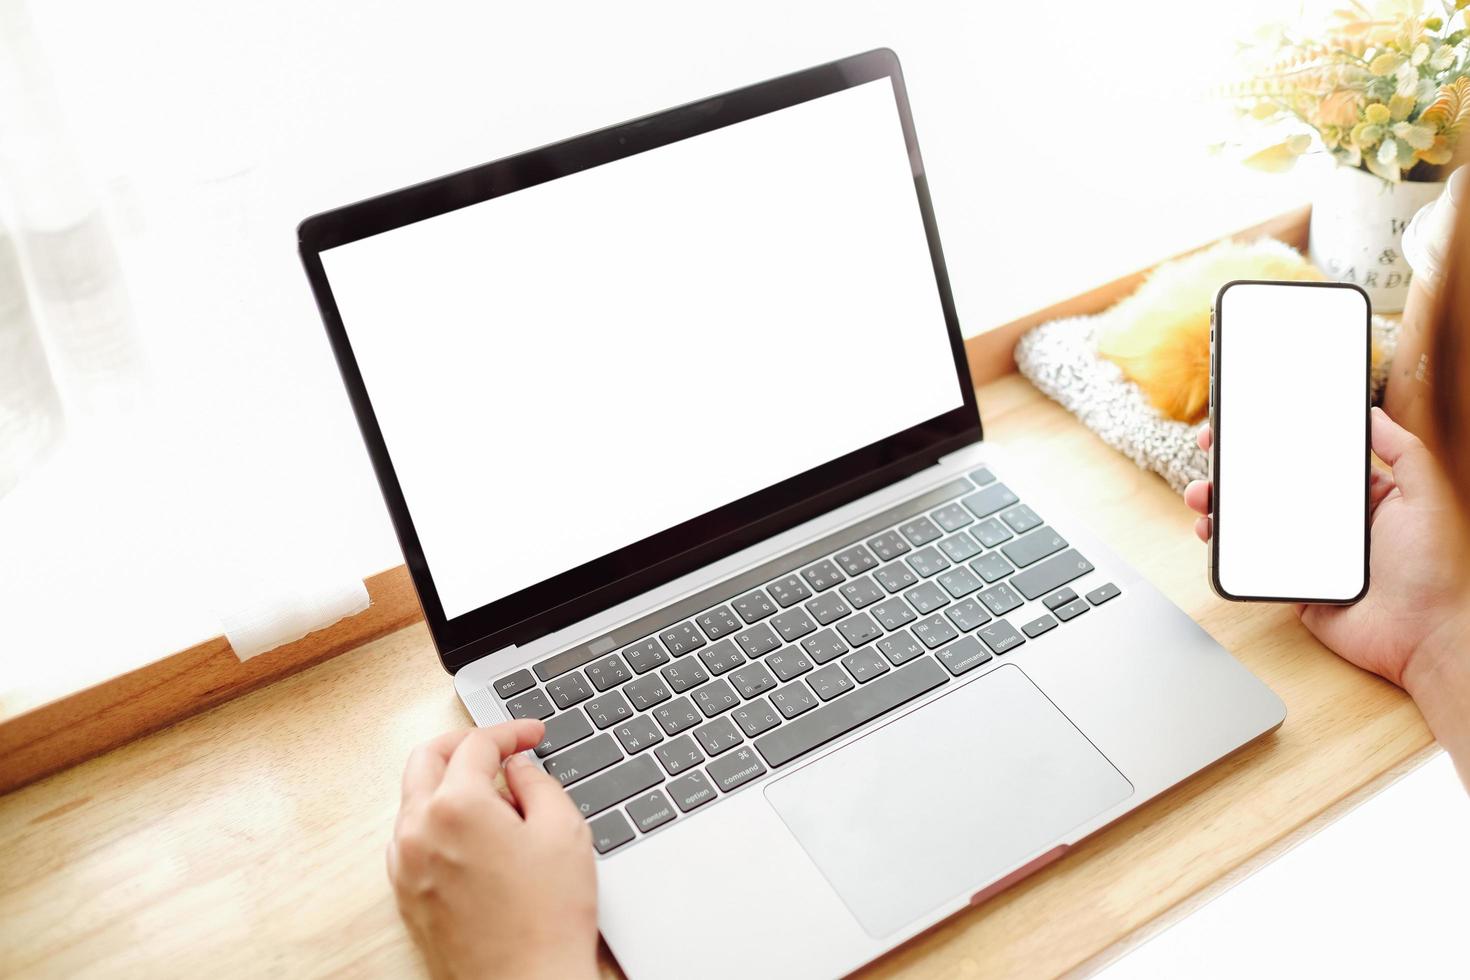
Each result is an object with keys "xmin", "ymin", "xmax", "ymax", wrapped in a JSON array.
[
  {"xmin": 504, "ymin": 751, "xmax": 583, "ymax": 821},
  {"xmin": 1197, "ymin": 427, "xmax": 1212, "ymax": 451},
  {"xmin": 1184, "ymin": 480, "xmax": 1211, "ymax": 515},
  {"xmin": 1194, "ymin": 515, "xmax": 1211, "ymax": 542},
  {"xmin": 1368, "ymin": 469, "xmax": 1397, "ymax": 516},
  {"xmin": 1371, "ymin": 407, "xmax": 1425, "ymax": 491},
  {"xmin": 401, "ymin": 729, "xmax": 477, "ymax": 804},
  {"xmin": 441, "ymin": 720, "xmax": 545, "ymax": 795}
]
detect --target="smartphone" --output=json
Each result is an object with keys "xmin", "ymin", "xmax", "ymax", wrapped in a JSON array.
[{"xmin": 1209, "ymin": 279, "xmax": 1371, "ymax": 604}]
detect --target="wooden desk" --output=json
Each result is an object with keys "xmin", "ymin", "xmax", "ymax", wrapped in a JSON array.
[{"xmin": 0, "ymin": 374, "xmax": 1435, "ymax": 979}]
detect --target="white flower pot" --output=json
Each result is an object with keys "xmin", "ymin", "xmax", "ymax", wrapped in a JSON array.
[{"xmin": 1309, "ymin": 164, "xmax": 1445, "ymax": 313}]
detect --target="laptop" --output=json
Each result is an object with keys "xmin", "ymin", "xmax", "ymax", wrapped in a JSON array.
[{"xmin": 298, "ymin": 48, "xmax": 1285, "ymax": 980}]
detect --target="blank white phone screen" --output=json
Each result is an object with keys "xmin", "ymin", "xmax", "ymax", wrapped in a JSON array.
[
  {"xmin": 1215, "ymin": 282, "xmax": 1368, "ymax": 601},
  {"xmin": 319, "ymin": 78, "xmax": 964, "ymax": 619}
]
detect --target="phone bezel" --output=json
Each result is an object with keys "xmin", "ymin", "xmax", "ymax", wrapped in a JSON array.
[{"xmin": 1208, "ymin": 278, "xmax": 1372, "ymax": 605}]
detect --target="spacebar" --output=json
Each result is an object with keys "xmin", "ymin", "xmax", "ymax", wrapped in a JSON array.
[{"xmin": 754, "ymin": 658, "xmax": 948, "ymax": 768}]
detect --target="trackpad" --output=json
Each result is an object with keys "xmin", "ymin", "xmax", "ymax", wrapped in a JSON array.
[{"xmin": 764, "ymin": 664, "xmax": 1132, "ymax": 938}]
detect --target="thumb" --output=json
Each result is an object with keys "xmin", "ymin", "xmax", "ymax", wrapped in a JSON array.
[
  {"xmin": 504, "ymin": 752, "xmax": 583, "ymax": 821},
  {"xmin": 1371, "ymin": 407, "xmax": 1428, "ymax": 492}
]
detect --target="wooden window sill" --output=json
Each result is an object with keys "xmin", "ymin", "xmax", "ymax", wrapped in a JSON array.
[{"xmin": 0, "ymin": 204, "xmax": 1310, "ymax": 796}]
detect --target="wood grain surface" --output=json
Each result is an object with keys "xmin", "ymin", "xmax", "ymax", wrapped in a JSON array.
[{"xmin": 0, "ymin": 373, "xmax": 1432, "ymax": 980}]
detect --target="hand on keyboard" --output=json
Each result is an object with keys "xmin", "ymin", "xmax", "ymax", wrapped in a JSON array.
[{"xmin": 389, "ymin": 720, "xmax": 599, "ymax": 980}]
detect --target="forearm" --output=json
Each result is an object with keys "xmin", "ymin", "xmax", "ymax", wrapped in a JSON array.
[{"xmin": 1404, "ymin": 610, "xmax": 1470, "ymax": 789}]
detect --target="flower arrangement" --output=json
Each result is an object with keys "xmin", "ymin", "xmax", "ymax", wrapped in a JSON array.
[{"xmin": 1231, "ymin": 0, "xmax": 1470, "ymax": 182}]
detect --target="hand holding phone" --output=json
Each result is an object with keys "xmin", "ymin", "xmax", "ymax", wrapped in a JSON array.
[{"xmin": 1208, "ymin": 280, "xmax": 1371, "ymax": 604}]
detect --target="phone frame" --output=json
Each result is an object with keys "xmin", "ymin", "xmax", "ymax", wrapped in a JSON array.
[{"xmin": 1208, "ymin": 278, "xmax": 1372, "ymax": 605}]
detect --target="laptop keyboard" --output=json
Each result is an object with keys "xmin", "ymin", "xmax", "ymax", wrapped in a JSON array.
[{"xmin": 487, "ymin": 465, "xmax": 1121, "ymax": 855}]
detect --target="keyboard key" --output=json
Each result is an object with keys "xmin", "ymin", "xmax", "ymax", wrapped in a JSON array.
[
  {"xmin": 937, "ymin": 565, "xmax": 984, "ymax": 598},
  {"xmin": 978, "ymin": 582, "xmax": 1024, "ymax": 616},
  {"xmin": 585, "ymin": 691, "xmax": 633, "ymax": 729},
  {"xmin": 590, "ymin": 811, "xmax": 636, "ymax": 853},
  {"xmin": 1001, "ymin": 526, "xmax": 1068, "ymax": 568},
  {"xmin": 662, "ymin": 659, "xmax": 709, "ymax": 693},
  {"xmin": 729, "ymin": 661, "xmax": 777, "ymax": 699},
  {"xmin": 805, "ymin": 592, "xmax": 851, "ymax": 626},
  {"xmin": 732, "ymin": 622, "xmax": 780, "ymax": 658},
  {"xmin": 874, "ymin": 563, "xmax": 918, "ymax": 594},
  {"xmin": 961, "ymin": 483, "xmax": 1020, "ymax": 519},
  {"xmin": 506, "ymin": 689, "xmax": 554, "ymax": 720},
  {"xmin": 1055, "ymin": 597, "xmax": 1091, "ymax": 622},
  {"xmin": 938, "ymin": 531, "xmax": 983, "ymax": 563},
  {"xmin": 585, "ymin": 654, "xmax": 631, "ymax": 692},
  {"xmin": 655, "ymin": 734, "xmax": 705, "ymax": 776},
  {"xmin": 936, "ymin": 635, "xmax": 993, "ymax": 676},
  {"xmin": 546, "ymin": 672, "xmax": 594, "ymax": 709},
  {"xmin": 970, "ymin": 552, "xmax": 1016, "ymax": 583},
  {"xmin": 697, "ymin": 605, "xmax": 742, "ymax": 640},
  {"xmin": 868, "ymin": 598, "xmax": 917, "ymax": 631},
  {"xmin": 839, "ymin": 575, "xmax": 886, "ymax": 609},
  {"xmin": 770, "ymin": 681, "xmax": 819, "ymax": 719},
  {"xmin": 706, "ymin": 746, "xmax": 767, "ymax": 793},
  {"xmin": 944, "ymin": 597, "xmax": 992, "ymax": 632},
  {"xmin": 770, "ymin": 607, "xmax": 818, "ymax": 642},
  {"xmin": 493, "ymin": 670, "xmax": 534, "ymax": 699},
  {"xmin": 546, "ymin": 733, "xmax": 622, "ymax": 787},
  {"xmin": 660, "ymin": 621, "xmax": 706, "ymax": 655},
  {"xmin": 569, "ymin": 755, "xmax": 663, "ymax": 819},
  {"xmin": 626, "ymin": 790, "xmax": 678, "ymax": 834},
  {"xmin": 801, "ymin": 628, "xmax": 848, "ymax": 664},
  {"xmin": 766, "ymin": 647, "xmax": 814, "ymax": 681},
  {"xmin": 978, "ymin": 620, "xmax": 1026, "ymax": 655},
  {"xmin": 842, "ymin": 647, "xmax": 890, "ymax": 683},
  {"xmin": 692, "ymin": 678, "xmax": 740, "ymax": 717},
  {"xmin": 905, "ymin": 546, "xmax": 951, "ymax": 578},
  {"xmin": 970, "ymin": 517, "xmax": 1014, "ymax": 547},
  {"xmin": 612, "ymin": 714, "xmax": 664, "ymax": 754},
  {"xmin": 866, "ymin": 529, "xmax": 911, "ymax": 561},
  {"xmin": 1011, "ymin": 550, "xmax": 1095, "ymax": 600},
  {"xmin": 969, "ymin": 466, "xmax": 997, "ymax": 485},
  {"xmin": 898, "ymin": 516, "xmax": 942, "ymax": 546},
  {"xmin": 1086, "ymin": 582, "xmax": 1122, "ymax": 606},
  {"xmin": 622, "ymin": 638, "xmax": 669, "ymax": 674},
  {"xmin": 1022, "ymin": 614, "xmax": 1058, "ymax": 638},
  {"xmin": 754, "ymin": 658, "xmax": 949, "ymax": 768},
  {"xmin": 836, "ymin": 611, "xmax": 882, "ymax": 648},
  {"xmin": 767, "ymin": 574, "xmax": 812, "ymax": 608},
  {"xmin": 912, "ymin": 614, "xmax": 960, "ymax": 649},
  {"xmin": 653, "ymin": 697, "xmax": 702, "ymax": 736},
  {"xmin": 801, "ymin": 559, "xmax": 846, "ymax": 592},
  {"xmin": 694, "ymin": 716, "xmax": 743, "ymax": 756},
  {"xmin": 668, "ymin": 771, "xmax": 718, "ymax": 812},
  {"xmin": 1000, "ymin": 504, "xmax": 1043, "ymax": 534},
  {"xmin": 876, "ymin": 629, "xmax": 925, "ymax": 666},
  {"xmin": 732, "ymin": 589, "xmax": 777, "ymax": 624},
  {"xmin": 698, "ymin": 638, "xmax": 746, "ymax": 675},
  {"xmin": 624, "ymin": 672, "xmax": 672, "ymax": 711},
  {"xmin": 808, "ymin": 664, "xmax": 855, "ymax": 701},
  {"xmin": 930, "ymin": 502, "xmax": 974, "ymax": 533},
  {"xmin": 535, "ymin": 710, "xmax": 595, "ymax": 757},
  {"xmin": 834, "ymin": 543, "xmax": 879, "ymax": 576},
  {"xmin": 1043, "ymin": 588, "xmax": 1078, "ymax": 610},
  {"xmin": 903, "ymin": 581, "xmax": 950, "ymax": 614},
  {"xmin": 732, "ymin": 698, "xmax": 781, "ymax": 737}
]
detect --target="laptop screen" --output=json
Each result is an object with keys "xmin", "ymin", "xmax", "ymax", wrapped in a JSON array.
[{"xmin": 318, "ymin": 76, "xmax": 966, "ymax": 622}]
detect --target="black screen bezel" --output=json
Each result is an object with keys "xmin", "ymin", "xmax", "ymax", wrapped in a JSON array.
[
  {"xmin": 297, "ymin": 48, "xmax": 981, "ymax": 673},
  {"xmin": 1209, "ymin": 278, "xmax": 1371, "ymax": 605}
]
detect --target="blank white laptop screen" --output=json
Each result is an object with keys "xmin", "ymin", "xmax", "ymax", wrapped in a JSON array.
[
  {"xmin": 320, "ymin": 78, "xmax": 964, "ymax": 619},
  {"xmin": 1215, "ymin": 282, "xmax": 1368, "ymax": 602}
]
